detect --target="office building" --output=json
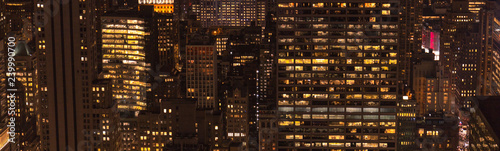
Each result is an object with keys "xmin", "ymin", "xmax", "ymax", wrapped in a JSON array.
[
  {"xmin": 90, "ymin": 80, "xmax": 122, "ymax": 151},
  {"xmin": 397, "ymin": 95, "xmax": 417, "ymax": 150},
  {"xmin": 101, "ymin": 12, "xmax": 148, "ymax": 112},
  {"xmin": 492, "ymin": 17, "xmax": 500, "ymax": 95},
  {"xmin": 13, "ymin": 41, "xmax": 36, "ymax": 118},
  {"xmin": 257, "ymin": 108, "xmax": 278, "ymax": 151},
  {"xmin": 199, "ymin": 0, "xmax": 266, "ymax": 27},
  {"xmin": 136, "ymin": 99, "xmax": 198, "ymax": 151},
  {"xmin": 415, "ymin": 113, "xmax": 459, "ymax": 150},
  {"xmin": 10, "ymin": 41, "xmax": 39, "ymax": 150},
  {"xmin": 400, "ymin": 0, "xmax": 423, "ymax": 87},
  {"xmin": 467, "ymin": 96, "xmax": 500, "ymax": 151},
  {"xmin": 196, "ymin": 109, "xmax": 226, "ymax": 151},
  {"xmin": 477, "ymin": 1, "xmax": 498, "ymax": 96},
  {"xmin": 3, "ymin": 0, "xmax": 32, "ymax": 35},
  {"xmin": 441, "ymin": 0, "xmax": 479, "ymax": 109},
  {"xmin": 276, "ymin": 1, "xmax": 400, "ymax": 150},
  {"xmin": 36, "ymin": 0, "xmax": 98, "ymax": 149},
  {"xmin": 186, "ymin": 45, "xmax": 217, "ymax": 109},
  {"xmin": 225, "ymin": 88, "xmax": 249, "ymax": 149},
  {"xmin": 413, "ymin": 53, "xmax": 451, "ymax": 115}
]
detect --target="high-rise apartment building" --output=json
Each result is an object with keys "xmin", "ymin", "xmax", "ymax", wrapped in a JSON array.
[
  {"xmin": 276, "ymin": 1, "xmax": 400, "ymax": 150},
  {"xmin": 101, "ymin": 12, "xmax": 148, "ymax": 112},
  {"xmin": 186, "ymin": 45, "xmax": 217, "ymax": 109}
]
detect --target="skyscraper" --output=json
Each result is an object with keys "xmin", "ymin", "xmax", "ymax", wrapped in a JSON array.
[
  {"xmin": 440, "ymin": 0, "xmax": 477, "ymax": 109},
  {"xmin": 276, "ymin": 1, "xmax": 400, "ymax": 150},
  {"xmin": 400, "ymin": 0, "xmax": 423, "ymax": 88},
  {"xmin": 12, "ymin": 41, "xmax": 39, "ymax": 150},
  {"xmin": 101, "ymin": 12, "xmax": 148, "ymax": 112},
  {"xmin": 186, "ymin": 45, "xmax": 217, "ymax": 109},
  {"xmin": 38, "ymin": 0, "xmax": 98, "ymax": 150},
  {"xmin": 199, "ymin": 0, "xmax": 266, "ymax": 27},
  {"xmin": 226, "ymin": 88, "xmax": 250, "ymax": 149},
  {"xmin": 491, "ymin": 17, "xmax": 500, "ymax": 95}
]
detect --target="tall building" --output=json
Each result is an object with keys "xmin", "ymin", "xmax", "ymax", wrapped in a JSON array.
[
  {"xmin": 257, "ymin": 108, "xmax": 278, "ymax": 151},
  {"xmin": 440, "ymin": 0, "xmax": 497, "ymax": 108},
  {"xmin": 415, "ymin": 113, "xmax": 459, "ymax": 150},
  {"xmin": 3, "ymin": 0, "xmax": 32, "ymax": 35},
  {"xmin": 226, "ymin": 88, "xmax": 249, "ymax": 149},
  {"xmin": 186, "ymin": 45, "xmax": 217, "ymax": 109},
  {"xmin": 396, "ymin": 95, "xmax": 418, "ymax": 150},
  {"xmin": 477, "ymin": 1, "xmax": 498, "ymax": 96},
  {"xmin": 33, "ymin": 0, "xmax": 48, "ymax": 148},
  {"xmin": 0, "ymin": 38, "xmax": 7, "ymax": 150},
  {"xmin": 0, "ymin": 0, "xmax": 6, "ymax": 38},
  {"xmin": 196, "ymin": 109, "xmax": 226, "ymax": 151},
  {"xmin": 199, "ymin": 0, "xmax": 266, "ymax": 27},
  {"xmin": 13, "ymin": 41, "xmax": 39, "ymax": 150},
  {"xmin": 89, "ymin": 80, "xmax": 122, "ymax": 151},
  {"xmin": 492, "ymin": 17, "xmax": 500, "ymax": 95},
  {"xmin": 467, "ymin": 96, "xmax": 500, "ymax": 151},
  {"xmin": 37, "ymin": 0, "xmax": 98, "ymax": 150},
  {"xmin": 136, "ymin": 99, "xmax": 198, "ymax": 151},
  {"xmin": 101, "ymin": 12, "xmax": 148, "ymax": 112},
  {"xmin": 413, "ymin": 53, "xmax": 451, "ymax": 115},
  {"xmin": 440, "ymin": 0, "xmax": 474, "ymax": 76},
  {"xmin": 440, "ymin": 0, "xmax": 478, "ymax": 109},
  {"xmin": 276, "ymin": 1, "xmax": 400, "ymax": 150},
  {"xmin": 400, "ymin": 0, "xmax": 423, "ymax": 88},
  {"xmin": 13, "ymin": 41, "xmax": 36, "ymax": 119},
  {"xmin": 155, "ymin": 13, "xmax": 177, "ymax": 69},
  {"xmin": 138, "ymin": 4, "xmax": 178, "ymax": 71}
]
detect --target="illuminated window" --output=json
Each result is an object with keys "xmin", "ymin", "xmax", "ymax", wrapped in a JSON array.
[
  {"xmin": 385, "ymin": 129, "xmax": 396, "ymax": 134},
  {"xmin": 382, "ymin": 10, "xmax": 390, "ymax": 15},
  {"xmin": 278, "ymin": 59, "xmax": 294, "ymax": 64},
  {"xmin": 312, "ymin": 59, "xmax": 328, "ymax": 64},
  {"xmin": 363, "ymin": 3, "xmax": 376, "ymax": 8},
  {"xmin": 312, "ymin": 3, "xmax": 324, "ymax": 7},
  {"xmin": 329, "ymin": 135, "xmax": 344, "ymax": 140}
]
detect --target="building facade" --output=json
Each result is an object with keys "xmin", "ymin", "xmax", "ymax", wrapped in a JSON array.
[
  {"xmin": 276, "ymin": 1, "xmax": 400, "ymax": 150},
  {"xmin": 101, "ymin": 14, "xmax": 148, "ymax": 112},
  {"xmin": 186, "ymin": 45, "xmax": 217, "ymax": 109}
]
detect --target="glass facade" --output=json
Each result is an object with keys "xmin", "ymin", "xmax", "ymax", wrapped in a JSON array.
[{"xmin": 101, "ymin": 17, "xmax": 147, "ymax": 112}]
